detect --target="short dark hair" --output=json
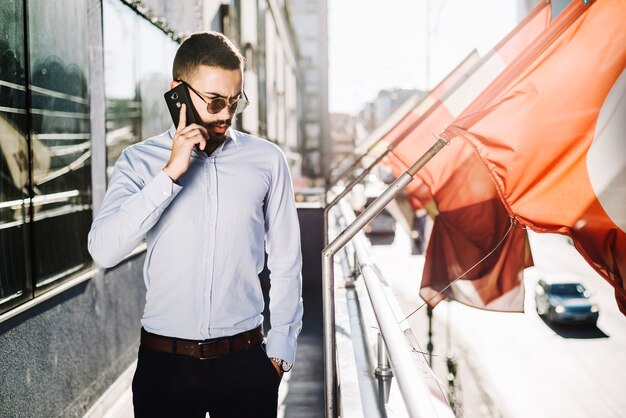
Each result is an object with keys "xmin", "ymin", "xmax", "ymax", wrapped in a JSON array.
[{"xmin": 172, "ymin": 31, "xmax": 245, "ymax": 81}]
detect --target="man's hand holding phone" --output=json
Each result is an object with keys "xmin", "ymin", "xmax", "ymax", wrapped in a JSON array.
[{"xmin": 163, "ymin": 104, "xmax": 209, "ymax": 182}]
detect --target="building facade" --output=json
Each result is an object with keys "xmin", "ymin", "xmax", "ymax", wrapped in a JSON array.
[
  {"xmin": 329, "ymin": 112, "xmax": 356, "ymax": 169},
  {"xmin": 0, "ymin": 1, "xmax": 304, "ymax": 415},
  {"xmin": 291, "ymin": 0, "xmax": 330, "ymax": 181},
  {"xmin": 224, "ymin": 0, "xmax": 303, "ymax": 172},
  {"xmin": 357, "ymin": 88, "xmax": 425, "ymax": 136}
]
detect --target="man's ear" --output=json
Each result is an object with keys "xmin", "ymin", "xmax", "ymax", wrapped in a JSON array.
[{"xmin": 169, "ymin": 80, "xmax": 182, "ymax": 90}]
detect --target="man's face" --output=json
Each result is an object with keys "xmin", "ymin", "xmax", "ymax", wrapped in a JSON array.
[{"xmin": 173, "ymin": 65, "xmax": 243, "ymax": 141}]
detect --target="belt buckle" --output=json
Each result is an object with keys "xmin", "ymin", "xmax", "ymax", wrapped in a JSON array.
[{"xmin": 197, "ymin": 339, "xmax": 229, "ymax": 360}]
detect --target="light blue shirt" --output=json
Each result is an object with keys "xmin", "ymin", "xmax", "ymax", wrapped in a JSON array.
[{"xmin": 88, "ymin": 126, "xmax": 303, "ymax": 363}]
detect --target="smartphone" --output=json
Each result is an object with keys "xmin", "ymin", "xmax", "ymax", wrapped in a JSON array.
[
  {"xmin": 164, "ymin": 83, "xmax": 201, "ymax": 127},
  {"xmin": 164, "ymin": 83, "xmax": 225, "ymax": 156}
]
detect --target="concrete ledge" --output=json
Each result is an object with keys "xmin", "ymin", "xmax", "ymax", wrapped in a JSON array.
[{"xmin": 83, "ymin": 361, "xmax": 136, "ymax": 418}]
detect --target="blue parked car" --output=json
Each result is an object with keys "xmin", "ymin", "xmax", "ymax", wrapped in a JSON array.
[{"xmin": 534, "ymin": 279, "xmax": 599, "ymax": 325}]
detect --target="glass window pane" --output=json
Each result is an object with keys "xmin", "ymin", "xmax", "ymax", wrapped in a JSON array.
[
  {"xmin": 137, "ymin": 17, "xmax": 178, "ymax": 139},
  {"xmin": 0, "ymin": 0, "xmax": 31, "ymax": 311},
  {"xmin": 28, "ymin": 0, "xmax": 92, "ymax": 291},
  {"xmin": 103, "ymin": 1, "xmax": 178, "ymax": 180},
  {"xmin": 103, "ymin": 0, "xmax": 141, "ymax": 179}
]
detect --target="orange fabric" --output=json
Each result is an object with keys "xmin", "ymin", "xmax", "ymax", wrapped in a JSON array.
[
  {"xmin": 372, "ymin": 1, "xmax": 550, "ymax": 310},
  {"xmin": 377, "ymin": 52, "xmax": 474, "ymax": 156},
  {"xmin": 379, "ymin": 52, "xmax": 484, "ymax": 212},
  {"xmin": 396, "ymin": 0, "xmax": 551, "ymax": 187},
  {"xmin": 379, "ymin": 51, "xmax": 481, "ymax": 179},
  {"xmin": 411, "ymin": 1, "xmax": 550, "ymax": 310},
  {"xmin": 445, "ymin": 0, "xmax": 626, "ymax": 314},
  {"xmin": 385, "ymin": 0, "xmax": 551, "ymax": 206},
  {"xmin": 419, "ymin": 141, "xmax": 533, "ymax": 311},
  {"xmin": 496, "ymin": 1, "xmax": 552, "ymax": 65},
  {"xmin": 421, "ymin": 200, "xmax": 532, "ymax": 311}
]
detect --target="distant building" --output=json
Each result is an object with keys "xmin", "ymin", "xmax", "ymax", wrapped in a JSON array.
[
  {"xmin": 291, "ymin": 0, "xmax": 331, "ymax": 181},
  {"xmin": 218, "ymin": 0, "xmax": 302, "ymax": 175},
  {"xmin": 517, "ymin": 0, "xmax": 572, "ymax": 21},
  {"xmin": 329, "ymin": 113, "xmax": 356, "ymax": 169},
  {"xmin": 358, "ymin": 88, "xmax": 425, "ymax": 135}
]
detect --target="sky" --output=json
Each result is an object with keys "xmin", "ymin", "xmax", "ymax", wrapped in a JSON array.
[{"xmin": 328, "ymin": 0, "xmax": 521, "ymax": 115}]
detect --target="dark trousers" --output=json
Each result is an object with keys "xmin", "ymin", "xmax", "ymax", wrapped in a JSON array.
[{"xmin": 132, "ymin": 343, "xmax": 282, "ymax": 417}]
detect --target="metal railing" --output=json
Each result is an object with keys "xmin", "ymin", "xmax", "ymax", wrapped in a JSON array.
[
  {"xmin": 336, "ymin": 197, "xmax": 442, "ymax": 417},
  {"xmin": 322, "ymin": 138, "xmax": 449, "ymax": 417}
]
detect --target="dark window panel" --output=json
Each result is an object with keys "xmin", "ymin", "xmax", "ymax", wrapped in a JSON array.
[
  {"xmin": 27, "ymin": 0, "xmax": 92, "ymax": 293},
  {"xmin": 0, "ymin": 0, "xmax": 32, "ymax": 313}
]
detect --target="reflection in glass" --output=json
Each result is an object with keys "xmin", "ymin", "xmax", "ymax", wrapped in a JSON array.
[
  {"xmin": 104, "ymin": 0, "xmax": 141, "ymax": 178},
  {"xmin": 1, "ymin": 0, "xmax": 182, "ymax": 313},
  {"xmin": 0, "ymin": 0, "xmax": 30, "ymax": 311},
  {"xmin": 137, "ymin": 21, "xmax": 178, "ymax": 139},
  {"xmin": 104, "ymin": 0, "xmax": 178, "ymax": 178},
  {"xmin": 28, "ymin": 0, "xmax": 92, "ymax": 291}
]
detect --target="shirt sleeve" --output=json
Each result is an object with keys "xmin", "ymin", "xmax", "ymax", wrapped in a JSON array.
[
  {"xmin": 88, "ymin": 147, "xmax": 183, "ymax": 268},
  {"xmin": 263, "ymin": 150, "xmax": 304, "ymax": 365}
]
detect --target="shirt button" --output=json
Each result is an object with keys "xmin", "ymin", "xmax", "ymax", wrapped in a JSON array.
[{"xmin": 162, "ymin": 191, "xmax": 169, "ymax": 196}]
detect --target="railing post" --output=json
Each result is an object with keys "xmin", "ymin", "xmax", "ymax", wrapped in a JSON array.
[
  {"xmin": 375, "ymin": 333, "xmax": 393, "ymax": 408},
  {"xmin": 322, "ymin": 249, "xmax": 338, "ymax": 417},
  {"xmin": 427, "ymin": 306, "xmax": 434, "ymax": 367}
]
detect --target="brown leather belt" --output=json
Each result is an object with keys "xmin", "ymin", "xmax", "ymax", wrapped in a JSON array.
[{"xmin": 140, "ymin": 325, "xmax": 264, "ymax": 360}]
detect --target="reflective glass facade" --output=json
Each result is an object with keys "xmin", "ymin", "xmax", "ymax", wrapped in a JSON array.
[
  {"xmin": 104, "ymin": 0, "xmax": 177, "ymax": 180},
  {"xmin": 1, "ymin": 0, "xmax": 92, "ymax": 308},
  {"xmin": 0, "ymin": 0, "xmax": 30, "ymax": 310},
  {"xmin": 0, "ymin": 0, "xmax": 178, "ymax": 315},
  {"xmin": 28, "ymin": 0, "xmax": 92, "ymax": 292}
]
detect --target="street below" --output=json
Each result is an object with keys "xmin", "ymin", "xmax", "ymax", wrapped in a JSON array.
[{"xmin": 369, "ymin": 224, "xmax": 626, "ymax": 418}]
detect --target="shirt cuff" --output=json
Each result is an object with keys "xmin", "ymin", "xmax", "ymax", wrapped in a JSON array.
[{"xmin": 266, "ymin": 330, "xmax": 298, "ymax": 365}]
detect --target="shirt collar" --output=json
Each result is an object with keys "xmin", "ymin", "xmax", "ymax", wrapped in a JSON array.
[{"xmin": 227, "ymin": 128, "xmax": 240, "ymax": 149}]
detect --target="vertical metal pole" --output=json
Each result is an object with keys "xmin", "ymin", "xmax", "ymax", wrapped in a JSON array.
[
  {"xmin": 322, "ymin": 249, "xmax": 338, "ymax": 417},
  {"xmin": 375, "ymin": 333, "xmax": 393, "ymax": 408},
  {"xmin": 427, "ymin": 306, "xmax": 433, "ymax": 367}
]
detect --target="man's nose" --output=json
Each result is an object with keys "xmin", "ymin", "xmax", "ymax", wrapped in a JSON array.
[{"xmin": 215, "ymin": 104, "xmax": 234, "ymax": 120}]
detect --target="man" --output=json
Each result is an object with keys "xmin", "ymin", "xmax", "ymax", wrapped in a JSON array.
[{"xmin": 88, "ymin": 31, "xmax": 303, "ymax": 417}]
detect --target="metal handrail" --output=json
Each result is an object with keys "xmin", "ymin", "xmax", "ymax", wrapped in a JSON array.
[
  {"xmin": 322, "ymin": 137, "xmax": 448, "ymax": 417},
  {"xmin": 336, "ymin": 198, "xmax": 440, "ymax": 417}
]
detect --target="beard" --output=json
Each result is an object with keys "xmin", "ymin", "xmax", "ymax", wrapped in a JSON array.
[
  {"xmin": 205, "ymin": 118, "xmax": 233, "ymax": 140},
  {"xmin": 201, "ymin": 118, "xmax": 233, "ymax": 156}
]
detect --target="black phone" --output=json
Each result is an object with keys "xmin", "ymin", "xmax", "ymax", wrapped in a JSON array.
[
  {"xmin": 164, "ymin": 83, "xmax": 201, "ymax": 127},
  {"xmin": 164, "ymin": 83, "xmax": 226, "ymax": 156}
]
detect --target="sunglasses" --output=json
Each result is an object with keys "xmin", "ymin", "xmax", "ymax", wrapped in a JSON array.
[{"xmin": 178, "ymin": 79, "xmax": 250, "ymax": 115}]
